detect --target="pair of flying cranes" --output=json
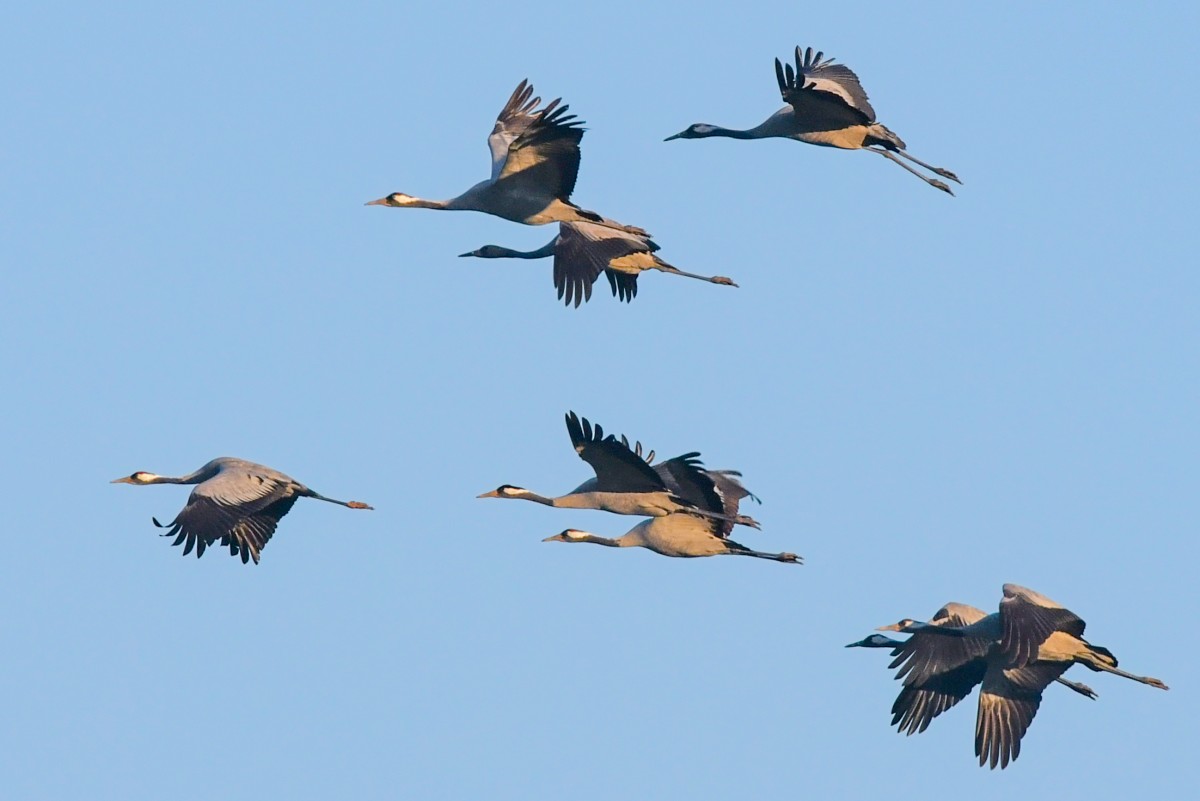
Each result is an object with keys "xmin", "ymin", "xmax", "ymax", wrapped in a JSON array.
[{"xmin": 112, "ymin": 46, "xmax": 1168, "ymax": 770}]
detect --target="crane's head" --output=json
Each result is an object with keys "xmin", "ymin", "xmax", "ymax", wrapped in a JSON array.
[
  {"xmin": 365, "ymin": 192, "xmax": 416, "ymax": 207},
  {"xmin": 664, "ymin": 124, "xmax": 719, "ymax": 141},
  {"xmin": 542, "ymin": 529, "xmax": 588, "ymax": 543},
  {"xmin": 845, "ymin": 634, "xmax": 902, "ymax": 649},
  {"xmin": 876, "ymin": 618, "xmax": 920, "ymax": 633},
  {"xmin": 111, "ymin": 471, "xmax": 160, "ymax": 485},
  {"xmin": 459, "ymin": 245, "xmax": 510, "ymax": 259},
  {"xmin": 476, "ymin": 484, "xmax": 529, "ymax": 499}
]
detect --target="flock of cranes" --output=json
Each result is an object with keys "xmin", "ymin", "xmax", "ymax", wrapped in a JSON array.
[{"xmin": 110, "ymin": 43, "xmax": 1168, "ymax": 770}]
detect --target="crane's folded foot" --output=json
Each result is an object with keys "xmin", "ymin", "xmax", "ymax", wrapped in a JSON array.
[
  {"xmin": 735, "ymin": 514, "xmax": 762, "ymax": 529},
  {"xmin": 778, "ymin": 552, "xmax": 803, "ymax": 564},
  {"xmin": 1073, "ymin": 682, "xmax": 1099, "ymax": 700},
  {"xmin": 1146, "ymin": 677, "xmax": 1170, "ymax": 690},
  {"xmin": 712, "ymin": 276, "xmax": 738, "ymax": 287},
  {"xmin": 347, "ymin": 501, "xmax": 374, "ymax": 510},
  {"xmin": 931, "ymin": 180, "xmax": 955, "ymax": 196},
  {"xmin": 934, "ymin": 167, "xmax": 962, "ymax": 184}
]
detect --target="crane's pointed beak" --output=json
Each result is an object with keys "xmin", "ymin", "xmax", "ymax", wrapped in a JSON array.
[
  {"xmin": 458, "ymin": 251, "xmax": 476, "ymax": 258},
  {"xmin": 110, "ymin": 476, "xmax": 134, "ymax": 484},
  {"xmin": 476, "ymin": 490, "xmax": 501, "ymax": 499},
  {"xmin": 876, "ymin": 623, "xmax": 903, "ymax": 632},
  {"xmin": 542, "ymin": 534, "xmax": 565, "ymax": 542},
  {"xmin": 365, "ymin": 197, "xmax": 389, "ymax": 206},
  {"xmin": 663, "ymin": 132, "xmax": 683, "ymax": 142}
]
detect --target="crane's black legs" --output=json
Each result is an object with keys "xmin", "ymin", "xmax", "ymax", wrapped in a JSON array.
[
  {"xmin": 1090, "ymin": 662, "xmax": 1170, "ymax": 690},
  {"xmin": 688, "ymin": 507, "xmax": 761, "ymax": 529},
  {"xmin": 893, "ymin": 149, "xmax": 961, "ymax": 184},
  {"xmin": 730, "ymin": 548, "xmax": 803, "ymax": 563},
  {"xmin": 655, "ymin": 264, "xmax": 739, "ymax": 287},
  {"xmin": 866, "ymin": 147, "xmax": 955, "ymax": 195},
  {"xmin": 1054, "ymin": 677, "xmax": 1098, "ymax": 699},
  {"xmin": 307, "ymin": 490, "xmax": 374, "ymax": 510}
]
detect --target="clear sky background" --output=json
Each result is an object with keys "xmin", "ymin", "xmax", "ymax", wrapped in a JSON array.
[{"xmin": 2, "ymin": 2, "xmax": 1196, "ymax": 799}]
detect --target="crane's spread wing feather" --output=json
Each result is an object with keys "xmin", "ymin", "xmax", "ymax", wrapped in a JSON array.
[
  {"xmin": 552, "ymin": 223, "xmax": 652, "ymax": 308},
  {"xmin": 565, "ymin": 412, "xmax": 666, "ymax": 493},
  {"xmin": 153, "ymin": 464, "xmax": 297, "ymax": 564},
  {"xmin": 891, "ymin": 659, "xmax": 988, "ymax": 735},
  {"xmin": 975, "ymin": 661, "xmax": 1070, "ymax": 769},
  {"xmin": 653, "ymin": 453, "xmax": 732, "ymax": 535},
  {"xmin": 888, "ymin": 604, "xmax": 993, "ymax": 689},
  {"xmin": 999, "ymin": 584, "xmax": 1086, "ymax": 667},
  {"xmin": 605, "ymin": 269, "xmax": 639, "ymax": 302},
  {"xmin": 490, "ymin": 82, "xmax": 585, "ymax": 202},
  {"xmin": 488, "ymin": 80, "xmax": 541, "ymax": 180},
  {"xmin": 775, "ymin": 46, "xmax": 875, "ymax": 127}
]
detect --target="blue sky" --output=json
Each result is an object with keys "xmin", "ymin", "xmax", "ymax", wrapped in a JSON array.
[{"xmin": 2, "ymin": 2, "xmax": 1196, "ymax": 798}]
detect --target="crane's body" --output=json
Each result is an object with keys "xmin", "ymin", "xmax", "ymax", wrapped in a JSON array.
[
  {"xmin": 460, "ymin": 221, "xmax": 736, "ymax": 307},
  {"xmin": 666, "ymin": 46, "xmax": 961, "ymax": 195},
  {"xmin": 112, "ymin": 456, "xmax": 372, "ymax": 564},
  {"xmin": 368, "ymin": 80, "xmax": 642, "ymax": 232},
  {"xmin": 544, "ymin": 512, "xmax": 798, "ymax": 563}
]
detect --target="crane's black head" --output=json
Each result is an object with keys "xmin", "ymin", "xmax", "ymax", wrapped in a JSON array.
[
  {"xmin": 876, "ymin": 618, "xmax": 918, "ymax": 633},
  {"xmin": 845, "ymin": 634, "xmax": 900, "ymax": 649},
  {"xmin": 664, "ymin": 124, "xmax": 718, "ymax": 141},
  {"xmin": 476, "ymin": 484, "xmax": 528, "ymax": 499},
  {"xmin": 459, "ymin": 245, "xmax": 508, "ymax": 259},
  {"xmin": 542, "ymin": 529, "xmax": 587, "ymax": 543},
  {"xmin": 365, "ymin": 192, "xmax": 413, "ymax": 207},
  {"xmin": 111, "ymin": 471, "xmax": 158, "ymax": 485}
]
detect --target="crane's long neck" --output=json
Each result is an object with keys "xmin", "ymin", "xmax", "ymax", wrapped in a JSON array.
[
  {"xmin": 148, "ymin": 462, "xmax": 223, "ymax": 485},
  {"xmin": 400, "ymin": 196, "xmax": 452, "ymax": 210},
  {"xmin": 578, "ymin": 534, "xmax": 624, "ymax": 548},
  {"xmin": 485, "ymin": 242, "xmax": 557, "ymax": 259},
  {"xmin": 700, "ymin": 126, "xmax": 761, "ymax": 141},
  {"xmin": 513, "ymin": 491, "xmax": 558, "ymax": 507}
]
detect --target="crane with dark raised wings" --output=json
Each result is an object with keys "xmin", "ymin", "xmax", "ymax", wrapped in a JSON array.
[
  {"xmin": 367, "ymin": 80, "xmax": 642, "ymax": 231},
  {"xmin": 112, "ymin": 457, "xmax": 373, "ymax": 564},
  {"xmin": 665, "ymin": 46, "xmax": 961, "ymax": 195},
  {"xmin": 459, "ymin": 221, "xmax": 737, "ymax": 307},
  {"xmin": 858, "ymin": 584, "xmax": 1168, "ymax": 769},
  {"xmin": 543, "ymin": 451, "xmax": 794, "ymax": 562},
  {"xmin": 478, "ymin": 412, "xmax": 759, "ymax": 529}
]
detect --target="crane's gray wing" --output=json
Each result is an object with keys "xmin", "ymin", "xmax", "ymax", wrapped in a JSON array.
[
  {"xmin": 488, "ymin": 80, "xmax": 541, "ymax": 181},
  {"xmin": 153, "ymin": 467, "xmax": 294, "ymax": 563},
  {"xmin": 493, "ymin": 85, "xmax": 585, "ymax": 202},
  {"xmin": 975, "ymin": 660, "xmax": 1070, "ymax": 769},
  {"xmin": 565, "ymin": 412, "xmax": 665, "ymax": 493},
  {"xmin": 775, "ymin": 46, "xmax": 874, "ymax": 127},
  {"xmin": 552, "ymin": 223, "xmax": 649, "ymax": 308},
  {"xmin": 653, "ymin": 453, "xmax": 728, "ymax": 534},
  {"xmin": 891, "ymin": 658, "xmax": 988, "ymax": 735},
  {"xmin": 999, "ymin": 584, "xmax": 1086, "ymax": 667},
  {"xmin": 889, "ymin": 605, "xmax": 992, "ymax": 688},
  {"xmin": 708, "ymin": 469, "xmax": 760, "ymax": 506},
  {"xmin": 604, "ymin": 269, "xmax": 639, "ymax": 302}
]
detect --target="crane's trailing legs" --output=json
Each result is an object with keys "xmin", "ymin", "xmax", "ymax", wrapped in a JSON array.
[
  {"xmin": 1086, "ymin": 662, "xmax": 1169, "ymax": 690},
  {"xmin": 867, "ymin": 147, "xmax": 958, "ymax": 195},
  {"xmin": 304, "ymin": 489, "xmax": 374, "ymax": 510},
  {"xmin": 656, "ymin": 263, "xmax": 738, "ymax": 287},
  {"xmin": 1058, "ymin": 678, "xmax": 1099, "ymax": 699},
  {"xmin": 729, "ymin": 547, "xmax": 802, "ymax": 563}
]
